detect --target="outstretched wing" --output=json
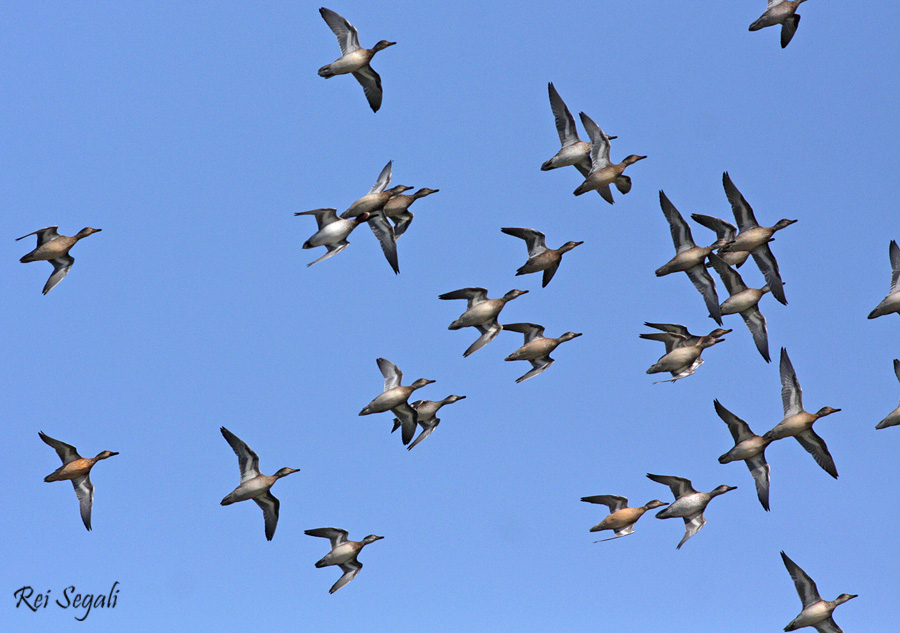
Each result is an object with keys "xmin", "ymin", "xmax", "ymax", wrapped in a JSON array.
[
  {"xmin": 319, "ymin": 7, "xmax": 360, "ymax": 55},
  {"xmin": 254, "ymin": 492, "xmax": 280, "ymax": 541},
  {"xmin": 220, "ymin": 427, "xmax": 261, "ymax": 482},
  {"xmin": 331, "ymin": 559, "xmax": 362, "ymax": 593},
  {"xmin": 72, "ymin": 475, "xmax": 94, "ymax": 531},
  {"xmin": 305, "ymin": 527, "xmax": 350, "ymax": 548},
  {"xmin": 646, "ymin": 473, "xmax": 697, "ymax": 499},
  {"xmin": 39, "ymin": 431, "xmax": 81, "ymax": 464},
  {"xmin": 376, "ymin": 357, "xmax": 403, "ymax": 391},
  {"xmin": 781, "ymin": 551, "xmax": 822, "ymax": 608},
  {"xmin": 16, "ymin": 226, "xmax": 60, "ymax": 246},
  {"xmin": 353, "ymin": 66, "xmax": 385, "ymax": 113},
  {"xmin": 44, "ymin": 255, "xmax": 75, "ymax": 295},
  {"xmin": 579, "ymin": 112, "xmax": 611, "ymax": 172},
  {"xmin": 501, "ymin": 227, "xmax": 547, "ymax": 258},
  {"xmin": 779, "ymin": 348, "xmax": 804, "ymax": 417},
  {"xmin": 548, "ymin": 83, "xmax": 580, "ymax": 147},
  {"xmin": 659, "ymin": 191, "xmax": 697, "ymax": 252},
  {"xmin": 677, "ymin": 513, "xmax": 705, "ymax": 549}
]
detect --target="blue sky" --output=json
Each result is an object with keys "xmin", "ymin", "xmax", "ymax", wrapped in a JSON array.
[{"xmin": 3, "ymin": 1, "xmax": 898, "ymax": 631}]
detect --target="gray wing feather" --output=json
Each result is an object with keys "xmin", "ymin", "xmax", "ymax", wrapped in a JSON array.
[
  {"xmin": 781, "ymin": 551, "xmax": 822, "ymax": 608},
  {"xmin": 254, "ymin": 492, "xmax": 280, "ymax": 541},
  {"xmin": 502, "ymin": 322, "xmax": 545, "ymax": 345},
  {"xmin": 305, "ymin": 527, "xmax": 350, "ymax": 548},
  {"xmin": 319, "ymin": 7, "xmax": 360, "ymax": 55},
  {"xmin": 73, "ymin": 475, "xmax": 94, "ymax": 531},
  {"xmin": 779, "ymin": 349, "xmax": 804, "ymax": 416},
  {"xmin": 220, "ymin": 427, "xmax": 261, "ymax": 482},
  {"xmin": 548, "ymin": 83, "xmax": 579, "ymax": 147},
  {"xmin": 44, "ymin": 255, "xmax": 74, "ymax": 295},
  {"xmin": 376, "ymin": 358, "xmax": 402, "ymax": 391},
  {"xmin": 685, "ymin": 265, "xmax": 723, "ymax": 325},
  {"xmin": 794, "ymin": 430, "xmax": 838, "ymax": 479},
  {"xmin": 367, "ymin": 213, "xmax": 399, "ymax": 274}
]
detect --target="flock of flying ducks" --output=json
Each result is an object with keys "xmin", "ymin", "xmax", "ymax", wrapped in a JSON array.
[{"xmin": 19, "ymin": 1, "xmax": 890, "ymax": 624}]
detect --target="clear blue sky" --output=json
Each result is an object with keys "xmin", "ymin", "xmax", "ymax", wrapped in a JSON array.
[{"xmin": 3, "ymin": 2, "xmax": 898, "ymax": 631}]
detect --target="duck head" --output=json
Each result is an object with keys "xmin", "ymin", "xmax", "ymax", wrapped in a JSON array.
[
  {"xmin": 372, "ymin": 40, "xmax": 396, "ymax": 52},
  {"xmin": 76, "ymin": 227, "xmax": 102, "ymax": 239},
  {"xmin": 558, "ymin": 240, "xmax": 584, "ymax": 253},
  {"xmin": 502, "ymin": 289, "xmax": 529, "ymax": 301}
]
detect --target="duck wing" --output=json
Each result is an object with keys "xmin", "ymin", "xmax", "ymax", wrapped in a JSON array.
[
  {"xmin": 677, "ymin": 512, "xmax": 706, "ymax": 549},
  {"xmin": 331, "ymin": 559, "xmax": 362, "ymax": 593},
  {"xmin": 580, "ymin": 494, "xmax": 628, "ymax": 513},
  {"xmin": 723, "ymin": 172, "xmax": 759, "ymax": 231},
  {"xmin": 503, "ymin": 322, "xmax": 545, "ymax": 345},
  {"xmin": 794, "ymin": 429, "xmax": 838, "ymax": 479},
  {"xmin": 464, "ymin": 321, "xmax": 502, "ymax": 357},
  {"xmin": 220, "ymin": 427, "xmax": 261, "ymax": 482},
  {"xmin": 685, "ymin": 265, "xmax": 723, "ymax": 325},
  {"xmin": 376, "ymin": 357, "xmax": 403, "ymax": 391},
  {"xmin": 39, "ymin": 431, "xmax": 82, "ymax": 464},
  {"xmin": 812, "ymin": 617, "xmax": 843, "ymax": 633},
  {"xmin": 44, "ymin": 255, "xmax": 74, "ymax": 295},
  {"xmin": 391, "ymin": 402, "xmax": 418, "ymax": 445},
  {"xmin": 500, "ymin": 227, "xmax": 547, "ymax": 258},
  {"xmin": 542, "ymin": 261, "xmax": 561, "ymax": 287},
  {"xmin": 366, "ymin": 212, "xmax": 399, "ymax": 273},
  {"xmin": 516, "ymin": 357, "xmax": 554, "ymax": 383},
  {"xmin": 368, "ymin": 160, "xmax": 392, "ymax": 194},
  {"xmin": 407, "ymin": 418, "xmax": 439, "ymax": 451},
  {"xmin": 781, "ymin": 14, "xmax": 800, "ymax": 48},
  {"xmin": 889, "ymin": 240, "xmax": 900, "ymax": 294},
  {"xmin": 597, "ymin": 185, "xmax": 615, "ymax": 205},
  {"xmin": 392, "ymin": 211, "xmax": 413, "ymax": 237},
  {"xmin": 691, "ymin": 213, "xmax": 736, "ymax": 244},
  {"xmin": 708, "ymin": 253, "xmax": 748, "ymax": 295},
  {"xmin": 305, "ymin": 527, "xmax": 350, "ymax": 548},
  {"xmin": 307, "ymin": 241, "xmax": 349, "ymax": 267},
  {"xmin": 643, "ymin": 322, "xmax": 690, "ymax": 337},
  {"xmin": 741, "ymin": 305, "xmax": 771, "ymax": 363},
  {"xmin": 780, "ymin": 551, "xmax": 823, "ymax": 608},
  {"xmin": 779, "ymin": 348, "xmax": 804, "ymax": 417},
  {"xmin": 72, "ymin": 475, "xmax": 94, "ymax": 531},
  {"xmin": 714, "ymin": 400, "xmax": 756, "ymax": 445},
  {"xmin": 745, "ymin": 453, "xmax": 771, "ymax": 511},
  {"xmin": 750, "ymin": 243, "xmax": 787, "ymax": 305},
  {"xmin": 659, "ymin": 191, "xmax": 697, "ymax": 252},
  {"xmin": 579, "ymin": 112, "xmax": 611, "ymax": 172},
  {"xmin": 639, "ymin": 331, "xmax": 686, "ymax": 355},
  {"xmin": 319, "ymin": 7, "xmax": 360, "ymax": 54},
  {"xmin": 646, "ymin": 473, "xmax": 697, "ymax": 499},
  {"xmin": 548, "ymin": 83, "xmax": 580, "ymax": 147},
  {"xmin": 16, "ymin": 226, "xmax": 61, "ymax": 246},
  {"xmin": 439, "ymin": 287, "xmax": 488, "ymax": 308},
  {"xmin": 353, "ymin": 66, "xmax": 384, "ymax": 113},
  {"xmin": 295, "ymin": 208, "xmax": 339, "ymax": 230},
  {"xmin": 254, "ymin": 491, "xmax": 280, "ymax": 541}
]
